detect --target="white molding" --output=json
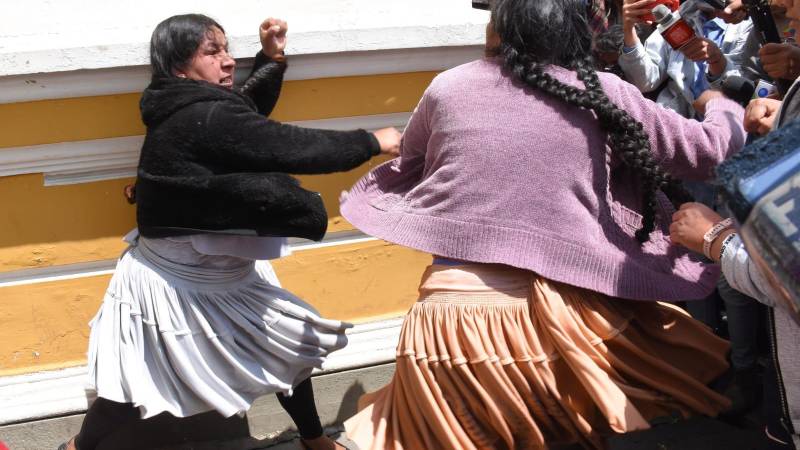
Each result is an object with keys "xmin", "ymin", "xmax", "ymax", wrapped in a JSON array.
[
  {"xmin": 0, "ymin": 317, "xmax": 403, "ymax": 425},
  {"xmin": 0, "ymin": 135, "xmax": 145, "ymax": 185},
  {"xmin": 0, "ymin": 112, "xmax": 411, "ymax": 187},
  {"xmin": 0, "ymin": 231, "xmax": 377, "ymax": 289},
  {"xmin": 0, "ymin": 46, "xmax": 482, "ymax": 105},
  {"xmin": 0, "ymin": 0, "xmax": 488, "ymax": 77}
]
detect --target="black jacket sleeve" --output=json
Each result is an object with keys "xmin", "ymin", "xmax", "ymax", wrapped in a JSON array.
[
  {"xmin": 238, "ymin": 51, "xmax": 287, "ymax": 116},
  {"xmin": 184, "ymin": 100, "xmax": 381, "ymax": 175}
]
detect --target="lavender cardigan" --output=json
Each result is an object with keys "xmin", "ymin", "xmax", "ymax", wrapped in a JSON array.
[{"xmin": 341, "ymin": 58, "xmax": 745, "ymax": 301}]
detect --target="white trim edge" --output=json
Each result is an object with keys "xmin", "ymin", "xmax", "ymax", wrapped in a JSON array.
[
  {"xmin": 0, "ymin": 46, "xmax": 482, "ymax": 105},
  {"xmin": 0, "ymin": 112, "xmax": 411, "ymax": 186},
  {"xmin": 0, "ymin": 317, "xmax": 402, "ymax": 425}
]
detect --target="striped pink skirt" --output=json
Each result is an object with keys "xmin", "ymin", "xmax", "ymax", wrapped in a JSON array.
[{"xmin": 345, "ymin": 264, "xmax": 730, "ymax": 449}]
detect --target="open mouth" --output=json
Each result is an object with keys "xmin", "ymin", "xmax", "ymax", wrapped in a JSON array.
[{"xmin": 220, "ymin": 76, "xmax": 233, "ymax": 87}]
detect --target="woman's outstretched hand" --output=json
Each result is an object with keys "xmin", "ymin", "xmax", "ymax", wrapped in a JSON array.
[
  {"xmin": 373, "ymin": 127, "xmax": 402, "ymax": 157},
  {"xmin": 260, "ymin": 18, "xmax": 288, "ymax": 60}
]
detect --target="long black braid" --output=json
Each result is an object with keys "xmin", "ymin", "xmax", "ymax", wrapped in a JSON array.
[{"xmin": 492, "ymin": 0, "xmax": 692, "ymax": 242}]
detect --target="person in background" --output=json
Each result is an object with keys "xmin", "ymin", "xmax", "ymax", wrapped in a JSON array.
[
  {"xmin": 745, "ymin": 0, "xmax": 800, "ymax": 135},
  {"xmin": 595, "ymin": 24, "xmax": 628, "ymax": 78},
  {"xmin": 674, "ymin": 9, "xmax": 800, "ymax": 440},
  {"xmin": 734, "ymin": 1, "xmax": 798, "ymax": 85},
  {"xmin": 59, "ymin": 14, "xmax": 400, "ymax": 450},
  {"xmin": 619, "ymin": 0, "xmax": 753, "ymax": 118},
  {"xmin": 671, "ymin": 194, "xmax": 800, "ymax": 449}
]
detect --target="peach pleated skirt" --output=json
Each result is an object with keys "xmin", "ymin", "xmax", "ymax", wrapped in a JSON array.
[{"xmin": 345, "ymin": 264, "xmax": 731, "ymax": 449}]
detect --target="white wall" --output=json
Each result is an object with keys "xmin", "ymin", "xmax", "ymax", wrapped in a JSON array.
[{"xmin": 0, "ymin": 0, "xmax": 489, "ymax": 76}]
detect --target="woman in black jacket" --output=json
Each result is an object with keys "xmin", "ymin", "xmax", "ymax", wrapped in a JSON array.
[{"xmin": 60, "ymin": 14, "xmax": 400, "ymax": 450}]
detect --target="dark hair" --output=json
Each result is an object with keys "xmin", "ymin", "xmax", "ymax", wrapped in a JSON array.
[
  {"xmin": 149, "ymin": 14, "xmax": 224, "ymax": 79},
  {"xmin": 593, "ymin": 24, "xmax": 624, "ymax": 55},
  {"xmin": 491, "ymin": 0, "xmax": 691, "ymax": 242}
]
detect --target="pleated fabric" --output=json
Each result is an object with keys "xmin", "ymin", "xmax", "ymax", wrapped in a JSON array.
[
  {"xmin": 345, "ymin": 264, "xmax": 730, "ymax": 449},
  {"xmin": 87, "ymin": 236, "xmax": 351, "ymax": 419}
]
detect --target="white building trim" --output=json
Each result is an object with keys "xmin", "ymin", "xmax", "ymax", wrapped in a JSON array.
[
  {"xmin": 0, "ymin": 46, "xmax": 483, "ymax": 105},
  {"xmin": 0, "ymin": 317, "xmax": 402, "ymax": 425},
  {"xmin": 0, "ymin": 112, "xmax": 411, "ymax": 186},
  {"xmin": 1, "ymin": 0, "xmax": 488, "ymax": 77}
]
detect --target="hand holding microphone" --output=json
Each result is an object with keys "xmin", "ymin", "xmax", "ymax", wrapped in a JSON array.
[{"xmin": 759, "ymin": 43, "xmax": 800, "ymax": 82}]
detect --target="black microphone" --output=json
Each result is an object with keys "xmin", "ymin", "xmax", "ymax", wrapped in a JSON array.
[
  {"xmin": 743, "ymin": 0, "xmax": 783, "ymax": 45},
  {"xmin": 472, "ymin": 0, "xmax": 490, "ymax": 10},
  {"xmin": 722, "ymin": 75, "xmax": 756, "ymax": 105},
  {"xmin": 743, "ymin": 0, "xmax": 792, "ymax": 95}
]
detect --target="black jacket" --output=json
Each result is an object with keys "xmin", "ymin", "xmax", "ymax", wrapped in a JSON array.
[{"xmin": 135, "ymin": 52, "xmax": 381, "ymax": 241}]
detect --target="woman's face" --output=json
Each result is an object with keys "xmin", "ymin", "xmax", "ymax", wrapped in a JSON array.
[{"xmin": 177, "ymin": 26, "xmax": 236, "ymax": 88}]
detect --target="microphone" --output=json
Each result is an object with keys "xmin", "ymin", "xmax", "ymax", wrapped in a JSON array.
[
  {"xmin": 472, "ymin": 0, "xmax": 490, "ymax": 10},
  {"xmin": 722, "ymin": 76, "xmax": 756, "ymax": 105},
  {"xmin": 723, "ymin": 75, "xmax": 779, "ymax": 106},
  {"xmin": 743, "ymin": 0, "xmax": 782, "ymax": 45},
  {"xmin": 743, "ymin": 0, "xmax": 792, "ymax": 95}
]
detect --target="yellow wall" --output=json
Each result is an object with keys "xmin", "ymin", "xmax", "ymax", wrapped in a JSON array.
[
  {"xmin": 0, "ymin": 240, "xmax": 430, "ymax": 376},
  {"xmin": 0, "ymin": 160, "xmax": 390, "ymax": 272},
  {"xmin": 0, "ymin": 71, "xmax": 438, "ymax": 375},
  {"xmin": 0, "ymin": 72, "xmax": 436, "ymax": 148}
]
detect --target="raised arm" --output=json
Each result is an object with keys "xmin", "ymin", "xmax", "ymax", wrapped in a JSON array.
[
  {"xmin": 238, "ymin": 18, "xmax": 289, "ymax": 116},
  {"xmin": 618, "ymin": 0, "xmax": 671, "ymax": 93},
  {"xmin": 239, "ymin": 51, "xmax": 287, "ymax": 116}
]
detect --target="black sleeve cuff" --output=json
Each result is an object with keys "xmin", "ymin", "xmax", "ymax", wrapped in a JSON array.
[{"xmin": 366, "ymin": 131, "xmax": 381, "ymax": 156}]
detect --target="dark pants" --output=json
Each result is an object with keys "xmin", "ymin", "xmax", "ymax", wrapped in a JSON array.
[{"xmin": 74, "ymin": 377, "xmax": 323, "ymax": 450}]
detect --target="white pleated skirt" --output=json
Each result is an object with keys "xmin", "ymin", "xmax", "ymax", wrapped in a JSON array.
[{"xmin": 86, "ymin": 235, "xmax": 352, "ymax": 419}]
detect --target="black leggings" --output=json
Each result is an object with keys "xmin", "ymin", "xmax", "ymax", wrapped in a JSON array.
[{"xmin": 74, "ymin": 377, "xmax": 323, "ymax": 450}]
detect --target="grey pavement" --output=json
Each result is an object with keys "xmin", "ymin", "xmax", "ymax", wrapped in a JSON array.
[{"xmin": 1, "ymin": 362, "xmax": 771, "ymax": 450}]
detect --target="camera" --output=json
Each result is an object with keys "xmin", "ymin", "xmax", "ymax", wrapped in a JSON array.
[{"xmin": 717, "ymin": 119, "xmax": 800, "ymax": 323}]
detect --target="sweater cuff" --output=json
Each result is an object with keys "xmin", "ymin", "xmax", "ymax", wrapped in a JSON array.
[
  {"xmin": 366, "ymin": 131, "xmax": 381, "ymax": 156},
  {"xmin": 618, "ymin": 42, "xmax": 647, "ymax": 64}
]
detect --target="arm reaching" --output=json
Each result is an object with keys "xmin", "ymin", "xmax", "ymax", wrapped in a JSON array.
[
  {"xmin": 611, "ymin": 79, "xmax": 746, "ymax": 180},
  {"xmin": 178, "ymin": 100, "xmax": 383, "ymax": 174}
]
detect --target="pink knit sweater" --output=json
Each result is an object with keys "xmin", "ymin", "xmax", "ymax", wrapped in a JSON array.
[{"xmin": 341, "ymin": 58, "xmax": 746, "ymax": 301}]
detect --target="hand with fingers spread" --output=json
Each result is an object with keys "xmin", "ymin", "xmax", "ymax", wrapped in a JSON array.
[
  {"xmin": 679, "ymin": 38, "xmax": 726, "ymax": 76},
  {"xmin": 744, "ymin": 97, "xmax": 782, "ymax": 135},
  {"xmin": 259, "ymin": 18, "xmax": 288, "ymax": 60},
  {"xmin": 759, "ymin": 43, "xmax": 800, "ymax": 81}
]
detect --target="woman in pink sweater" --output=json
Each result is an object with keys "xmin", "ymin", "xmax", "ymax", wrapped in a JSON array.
[{"xmin": 342, "ymin": 0, "xmax": 746, "ymax": 448}]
